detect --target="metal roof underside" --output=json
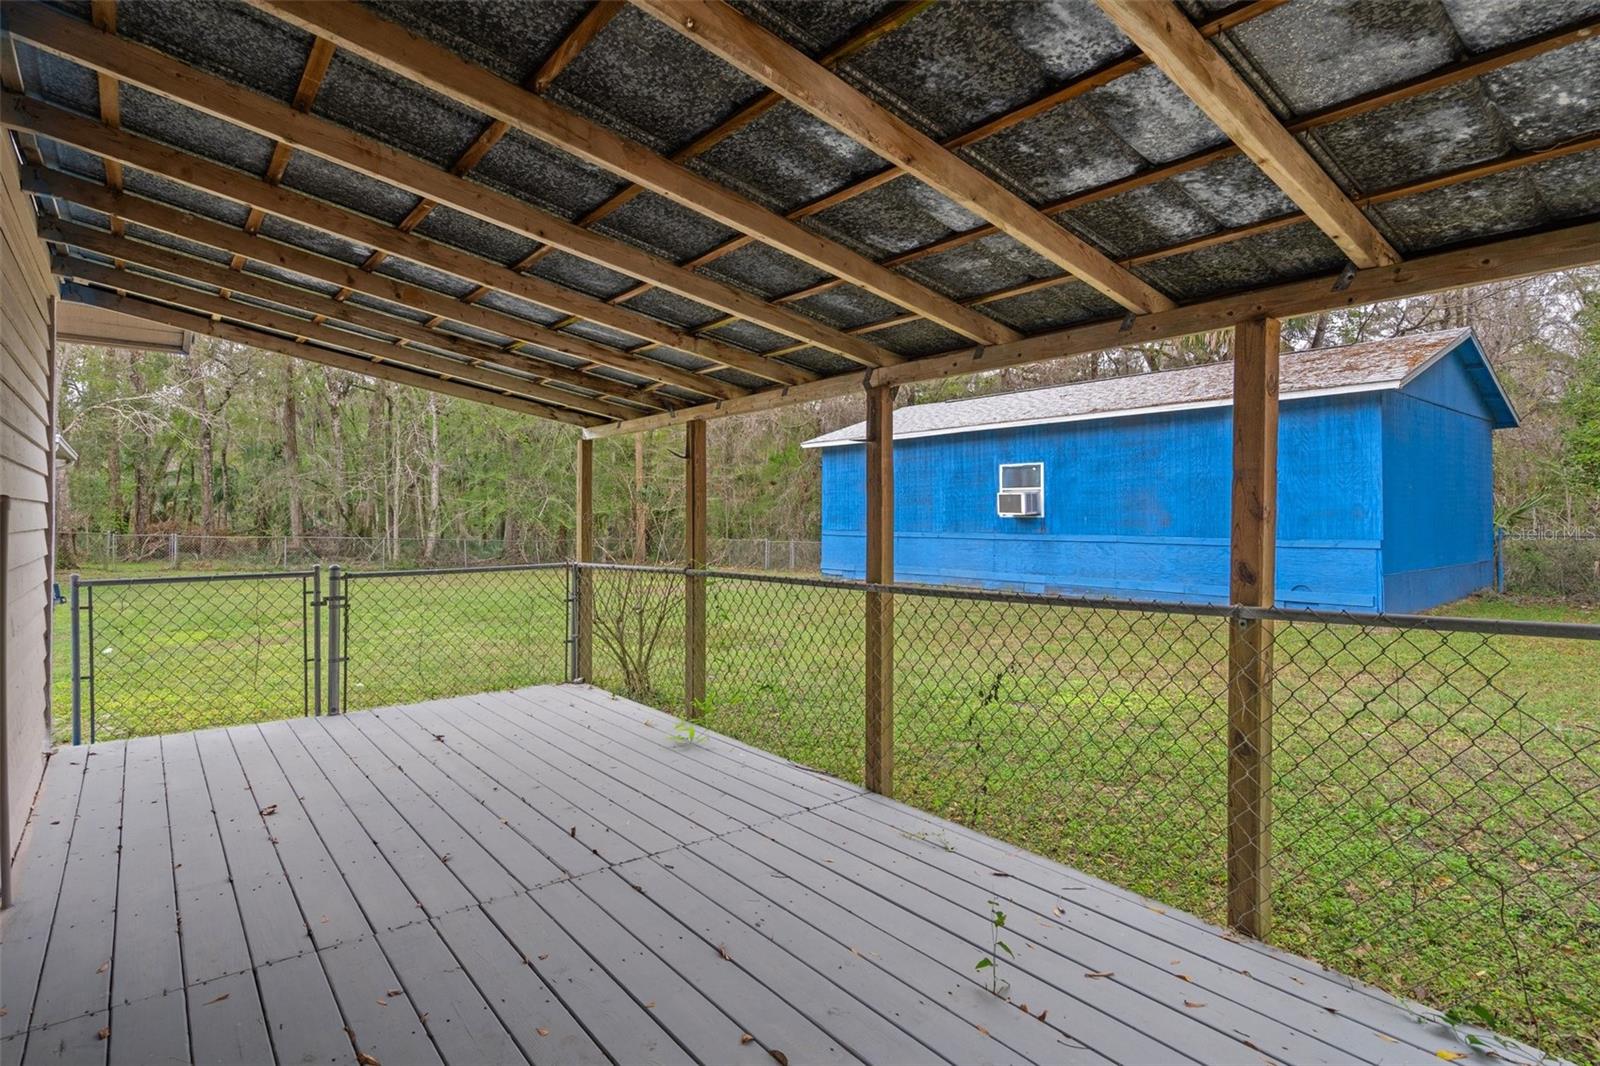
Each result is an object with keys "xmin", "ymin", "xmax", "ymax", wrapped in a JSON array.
[
  {"xmin": 802, "ymin": 327, "xmax": 1519, "ymax": 446},
  {"xmin": 7, "ymin": 0, "xmax": 1600, "ymax": 426}
]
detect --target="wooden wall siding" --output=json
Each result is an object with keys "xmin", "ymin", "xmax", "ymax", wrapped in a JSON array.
[
  {"xmin": 1, "ymin": 139, "xmax": 55, "ymax": 860},
  {"xmin": 819, "ymin": 335, "xmax": 1503, "ymax": 614}
]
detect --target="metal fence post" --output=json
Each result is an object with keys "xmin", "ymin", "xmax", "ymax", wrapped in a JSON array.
[
  {"xmin": 311, "ymin": 564, "xmax": 323, "ymax": 716},
  {"xmin": 69, "ymin": 573, "xmax": 82, "ymax": 745},
  {"xmin": 326, "ymin": 564, "xmax": 342, "ymax": 715},
  {"xmin": 169, "ymin": 531, "xmax": 178, "ymax": 568}
]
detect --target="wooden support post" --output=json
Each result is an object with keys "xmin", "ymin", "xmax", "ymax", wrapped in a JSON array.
[
  {"xmin": 1227, "ymin": 315, "xmax": 1280, "ymax": 938},
  {"xmin": 684, "ymin": 420, "xmax": 708, "ymax": 717},
  {"xmin": 864, "ymin": 384, "xmax": 896, "ymax": 795},
  {"xmin": 573, "ymin": 437, "xmax": 593, "ymax": 682}
]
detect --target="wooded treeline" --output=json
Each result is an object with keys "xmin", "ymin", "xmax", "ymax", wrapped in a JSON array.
[{"xmin": 54, "ymin": 270, "xmax": 1600, "ymax": 562}]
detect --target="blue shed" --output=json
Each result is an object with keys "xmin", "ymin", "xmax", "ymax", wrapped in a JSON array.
[{"xmin": 803, "ymin": 329, "xmax": 1518, "ymax": 613}]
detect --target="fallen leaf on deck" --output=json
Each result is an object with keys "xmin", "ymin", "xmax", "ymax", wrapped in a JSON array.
[
  {"xmin": 769, "ymin": 1051, "xmax": 789, "ymax": 1065},
  {"xmin": 740, "ymin": 1034, "xmax": 754, "ymax": 1045},
  {"xmin": 975, "ymin": 1025, "xmax": 989, "ymax": 1037},
  {"xmin": 1176, "ymin": 974, "xmax": 1193, "ymax": 982},
  {"xmin": 386, "ymin": 989, "xmax": 403, "ymax": 997},
  {"xmin": 97, "ymin": 1027, "xmax": 110, "ymax": 1040},
  {"xmin": 375, "ymin": 999, "xmax": 387, "ymax": 1008},
  {"xmin": 356, "ymin": 1053, "xmax": 381, "ymax": 1066},
  {"xmin": 1036, "ymin": 1009, "xmax": 1048, "ymax": 1023},
  {"xmin": 259, "ymin": 804, "xmax": 278, "ymax": 816},
  {"xmin": 96, "ymin": 960, "xmax": 109, "ymax": 974},
  {"xmin": 1435, "ymin": 1053, "xmax": 1466, "ymax": 1062},
  {"xmin": 716, "ymin": 944, "xmax": 732, "ymax": 961},
  {"xmin": 538, "ymin": 952, "xmax": 549, "ymax": 961},
  {"xmin": 537, "ymin": 1028, "xmax": 550, "ymax": 1037},
  {"xmin": 1052, "ymin": 906, "xmax": 1064, "ymax": 917},
  {"xmin": 205, "ymin": 993, "xmax": 230, "ymax": 1005},
  {"xmin": 1084, "ymin": 971, "xmax": 1113, "ymax": 979},
  {"xmin": 1184, "ymin": 1000, "xmax": 1206, "ymax": 1009},
  {"xmin": 432, "ymin": 734, "xmax": 445, "ymax": 742},
  {"xmin": 1376, "ymin": 1034, "xmax": 1398, "ymax": 1044},
  {"xmin": 644, "ymin": 1001, "xmax": 655, "ymax": 1009}
]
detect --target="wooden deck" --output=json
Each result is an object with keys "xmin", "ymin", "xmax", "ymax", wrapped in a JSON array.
[{"xmin": 1, "ymin": 684, "xmax": 1495, "ymax": 1065}]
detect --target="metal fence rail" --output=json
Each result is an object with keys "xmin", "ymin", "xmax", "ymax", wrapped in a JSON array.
[{"xmin": 60, "ymin": 561, "xmax": 1600, "ymax": 1060}]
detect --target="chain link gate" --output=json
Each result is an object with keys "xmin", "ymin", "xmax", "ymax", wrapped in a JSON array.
[{"xmin": 68, "ymin": 568, "xmax": 321, "ymax": 744}]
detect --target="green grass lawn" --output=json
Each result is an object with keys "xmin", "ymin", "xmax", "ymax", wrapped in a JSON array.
[{"xmin": 50, "ymin": 565, "xmax": 1600, "ymax": 1063}]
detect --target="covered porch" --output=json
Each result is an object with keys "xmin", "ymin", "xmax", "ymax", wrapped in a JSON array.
[{"xmin": 2, "ymin": 683, "xmax": 1498, "ymax": 1066}]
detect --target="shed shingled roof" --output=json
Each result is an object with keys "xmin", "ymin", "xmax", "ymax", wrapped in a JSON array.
[
  {"xmin": 802, "ymin": 328, "xmax": 1517, "ymax": 446},
  {"xmin": 5, "ymin": 0, "xmax": 1599, "ymax": 427}
]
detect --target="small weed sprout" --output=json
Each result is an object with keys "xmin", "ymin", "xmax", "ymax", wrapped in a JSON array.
[
  {"xmin": 672, "ymin": 720, "xmax": 703, "ymax": 745},
  {"xmin": 901, "ymin": 829, "xmax": 955, "ymax": 852},
  {"xmin": 975, "ymin": 899, "xmax": 1012, "ymax": 996}
]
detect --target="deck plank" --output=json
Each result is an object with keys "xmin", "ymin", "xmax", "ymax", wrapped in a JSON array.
[
  {"xmin": 3, "ymin": 685, "xmax": 1515, "ymax": 1066},
  {"xmin": 28, "ymin": 743, "xmax": 126, "ymax": 1031},
  {"xmin": 254, "ymin": 720, "xmax": 423, "ymax": 931},
  {"xmin": 191, "ymin": 729, "xmax": 314, "ymax": 966},
  {"xmin": 476, "ymin": 893, "xmax": 695, "ymax": 1066},
  {"xmin": 430, "ymin": 905, "xmax": 611, "ymax": 1066},
  {"xmin": 308, "ymin": 716, "xmax": 525, "ymax": 904},
  {"xmin": 109, "ymin": 739, "xmax": 184, "ymax": 1003},
  {"xmin": 278, "ymin": 717, "xmax": 480, "ymax": 916},
  {"xmin": 1, "ymin": 749, "xmax": 89, "ymax": 1041},
  {"xmin": 617, "ymin": 852, "xmax": 956, "ymax": 1065},
  {"xmin": 840, "ymin": 793, "xmax": 1447, "ymax": 1054},
  {"xmin": 227, "ymin": 725, "xmax": 372, "ymax": 950},
  {"xmin": 399, "ymin": 697, "xmax": 665, "ymax": 862},
  {"xmin": 502, "ymin": 688, "xmax": 810, "ymax": 818},
  {"xmin": 530, "ymin": 879, "xmax": 776, "ymax": 1066},
  {"xmin": 333, "ymin": 713, "xmax": 565, "ymax": 891},
  {"xmin": 457, "ymin": 694, "xmax": 732, "ymax": 845},
  {"xmin": 378, "ymin": 701, "xmax": 632, "ymax": 869}
]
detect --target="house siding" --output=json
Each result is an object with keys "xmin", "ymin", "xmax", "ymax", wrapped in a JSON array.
[{"xmin": 1, "ymin": 141, "xmax": 56, "ymax": 860}]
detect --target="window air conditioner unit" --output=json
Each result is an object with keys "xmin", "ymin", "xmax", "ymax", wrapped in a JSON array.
[{"xmin": 997, "ymin": 463, "xmax": 1044, "ymax": 517}]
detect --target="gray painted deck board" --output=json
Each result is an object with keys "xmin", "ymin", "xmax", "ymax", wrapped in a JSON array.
[
  {"xmin": 0, "ymin": 684, "xmax": 1515, "ymax": 1066},
  {"xmin": 1, "ymin": 749, "xmax": 88, "ymax": 1042}
]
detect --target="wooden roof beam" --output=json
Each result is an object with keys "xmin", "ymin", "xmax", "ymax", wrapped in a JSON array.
[
  {"xmin": 53, "ymin": 258, "xmax": 609, "ymax": 426},
  {"xmin": 41, "ymin": 219, "xmax": 662, "ymax": 420},
  {"xmin": 0, "ymin": 92, "xmax": 798, "ymax": 391},
  {"xmin": 630, "ymin": 0, "xmax": 1176, "ymax": 317},
  {"xmin": 584, "ymin": 216, "xmax": 1600, "ymax": 438},
  {"xmin": 22, "ymin": 167, "xmax": 739, "ymax": 403},
  {"xmin": 60, "ymin": 283, "xmax": 582, "ymax": 422},
  {"xmin": 2, "ymin": 6, "xmax": 845, "ymax": 376},
  {"xmin": 1095, "ymin": 0, "xmax": 1400, "ymax": 269},
  {"xmin": 248, "ymin": 0, "xmax": 1006, "ymax": 349},
  {"xmin": 376, "ymin": 0, "xmax": 622, "ymax": 263}
]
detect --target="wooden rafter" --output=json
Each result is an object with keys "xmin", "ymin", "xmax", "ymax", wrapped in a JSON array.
[
  {"xmin": 640, "ymin": 0, "xmax": 1282, "ymax": 308},
  {"xmin": 801, "ymin": 12, "xmax": 1599, "ymax": 296},
  {"xmin": 53, "ymin": 258, "xmax": 608, "ymax": 426},
  {"xmin": 87, "ymin": 0, "xmax": 121, "ymax": 210},
  {"xmin": 3, "ymin": 6, "xmax": 882, "ymax": 371},
  {"xmin": 59, "ymin": 282, "xmax": 579, "ymax": 421},
  {"xmin": 21, "ymin": 168, "xmax": 744, "ymax": 403},
  {"xmin": 513, "ymin": 0, "xmax": 934, "ymax": 290},
  {"xmin": 369, "ymin": 0, "xmax": 623, "ymax": 273},
  {"xmin": 1095, "ymin": 0, "xmax": 1400, "ymax": 269},
  {"xmin": 41, "ymin": 219, "xmax": 663, "ymax": 420},
  {"xmin": 247, "ymin": 0, "xmax": 1014, "ymax": 348},
  {"xmin": 829, "ymin": 128, "xmax": 1600, "ymax": 337},
  {"xmin": 630, "ymin": 0, "xmax": 1176, "ymax": 317},
  {"xmin": 583, "ymin": 216, "xmax": 1600, "ymax": 437},
  {"xmin": 0, "ymin": 91, "xmax": 821, "ymax": 388}
]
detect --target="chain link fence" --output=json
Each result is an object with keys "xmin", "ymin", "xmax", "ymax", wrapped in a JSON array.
[
  {"xmin": 65, "ymin": 570, "xmax": 319, "ymax": 744},
  {"xmin": 57, "ymin": 562, "xmax": 1599, "ymax": 1061}
]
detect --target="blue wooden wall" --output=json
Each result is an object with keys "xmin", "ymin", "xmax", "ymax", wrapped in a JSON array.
[
  {"xmin": 820, "ymin": 349, "xmax": 1500, "ymax": 611},
  {"xmin": 1379, "ymin": 353, "xmax": 1497, "ymax": 612}
]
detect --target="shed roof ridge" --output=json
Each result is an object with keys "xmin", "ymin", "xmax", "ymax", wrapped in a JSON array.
[{"xmin": 804, "ymin": 328, "xmax": 1490, "ymax": 447}]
